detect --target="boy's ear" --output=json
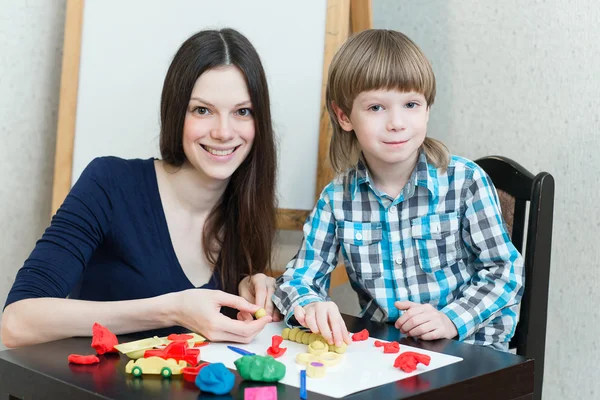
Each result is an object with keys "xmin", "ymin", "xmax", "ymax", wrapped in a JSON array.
[{"xmin": 331, "ymin": 102, "xmax": 353, "ymax": 132}]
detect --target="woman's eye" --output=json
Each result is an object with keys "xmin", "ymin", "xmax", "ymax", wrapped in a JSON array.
[
  {"xmin": 237, "ymin": 108, "xmax": 253, "ymax": 117},
  {"xmin": 194, "ymin": 107, "xmax": 209, "ymax": 115},
  {"xmin": 369, "ymin": 105, "xmax": 383, "ymax": 112}
]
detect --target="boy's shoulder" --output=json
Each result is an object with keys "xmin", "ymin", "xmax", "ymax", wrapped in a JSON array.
[{"xmin": 444, "ymin": 154, "xmax": 489, "ymax": 183}]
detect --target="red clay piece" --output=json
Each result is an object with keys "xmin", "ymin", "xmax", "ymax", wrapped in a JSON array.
[
  {"xmin": 394, "ymin": 352, "xmax": 431, "ymax": 372},
  {"xmin": 351, "ymin": 329, "xmax": 369, "ymax": 341},
  {"xmin": 374, "ymin": 340, "xmax": 400, "ymax": 353},
  {"xmin": 182, "ymin": 362, "xmax": 209, "ymax": 382},
  {"xmin": 144, "ymin": 341, "xmax": 200, "ymax": 366},
  {"xmin": 91, "ymin": 322, "xmax": 118, "ymax": 355},
  {"xmin": 193, "ymin": 341, "xmax": 210, "ymax": 348},
  {"xmin": 68, "ymin": 354, "xmax": 100, "ymax": 365},
  {"xmin": 168, "ymin": 333, "xmax": 194, "ymax": 341},
  {"xmin": 266, "ymin": 335, "xmax": 287, "ymax": 358}
]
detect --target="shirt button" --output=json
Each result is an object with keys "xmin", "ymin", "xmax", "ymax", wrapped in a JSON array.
[
  {"xmin": 389, "ymin": 206, "xmax": 397, "ymax": 214},
  {"xmin": 395, "ymin": 256, "xmax": 403, "ymax": 265},
  {"xmin": 355, "ymin": 232, "xmax": 363, "ymax": 240}
]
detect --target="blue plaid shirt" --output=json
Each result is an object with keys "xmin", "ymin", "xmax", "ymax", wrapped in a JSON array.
[{"xmin": 274, "ymin": 151, "xmax": 524, "ymax": 350}]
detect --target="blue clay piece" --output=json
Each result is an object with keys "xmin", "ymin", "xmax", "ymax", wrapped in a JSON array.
[{"xmin": 195, "ymin": 362, "xmax": 235, "ymax": 395}]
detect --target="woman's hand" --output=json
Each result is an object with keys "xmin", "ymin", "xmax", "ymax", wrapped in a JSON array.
[
  {"xmin": 173, "ymin": 289, "xmax": 271, "ymax": 343},
  {"xmin": 237, "ymin": 273, "xmax": 281, "ymax": 322}
]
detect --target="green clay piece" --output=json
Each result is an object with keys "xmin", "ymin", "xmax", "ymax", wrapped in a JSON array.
[{"xmin": 234, "ymin": 355, "xmax": 286, "ymax": 382}]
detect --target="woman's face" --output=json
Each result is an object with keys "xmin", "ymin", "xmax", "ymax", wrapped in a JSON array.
[{"xmin": 182, "ymin": 66, "xmax": 255, "ymax": 182}]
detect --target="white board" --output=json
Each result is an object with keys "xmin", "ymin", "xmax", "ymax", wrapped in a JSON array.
[
  {"xmin": 200, "ymin": 322, "xmax": 463, "ymax": 398},
  {"xmin": 72, "ymin": 0, "xmax": 326, "ymax": 210}
]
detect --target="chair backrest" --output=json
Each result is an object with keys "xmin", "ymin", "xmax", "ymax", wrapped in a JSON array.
[{"xmin": 475, "ymin": 156, "xmax": 555, "ymax": 400}]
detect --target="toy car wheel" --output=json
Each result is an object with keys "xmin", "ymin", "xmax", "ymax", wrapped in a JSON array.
[
  {"xmin": 161, "ymin": 367, "xmax": 172, "ymax": 378},
  {"xmin": 132, "ymin": 366, "xmax": 143, "ymax": 377}
]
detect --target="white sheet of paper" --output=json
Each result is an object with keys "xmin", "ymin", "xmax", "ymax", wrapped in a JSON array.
[{"xmin": 199, "ymin": 322, "xmax": 463, "ymax": 398}]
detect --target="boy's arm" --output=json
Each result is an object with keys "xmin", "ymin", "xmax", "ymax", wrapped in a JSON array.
[
  {"xmin": 273, "ymin": 188, "xmax": 340, "ymax": 325},
  {"xmin": 440, "ymin": 167, "xmax": 525, "ymax": 341}
]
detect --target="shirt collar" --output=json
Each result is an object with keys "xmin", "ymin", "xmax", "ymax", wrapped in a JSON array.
[{"xmin": 349, "ymin": 150, "xmax": 438, "ymax": 200}]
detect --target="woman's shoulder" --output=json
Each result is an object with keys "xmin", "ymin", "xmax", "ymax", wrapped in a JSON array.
[{"xmin": 79, "ymin": 156, "xmax": 156, "ymax": 184}]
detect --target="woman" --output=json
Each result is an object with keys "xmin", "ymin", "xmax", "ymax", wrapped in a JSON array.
[{"xmin": 2, "ymin": 28, "xmax": 279, "ymax": 347}]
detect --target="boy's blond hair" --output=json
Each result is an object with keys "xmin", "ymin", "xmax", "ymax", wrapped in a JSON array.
[{"xmin": 326, "ymin": 29, "xmax": 449, "ymax": 174}]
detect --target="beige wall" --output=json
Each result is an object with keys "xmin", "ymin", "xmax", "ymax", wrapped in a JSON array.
[
  {"xmin": 0, "ymin": 1, "xmax": 67, "ymax": 349},
  {"xmin": 373, "ymin": 0, "xmax": 600, "ymax": 399}
]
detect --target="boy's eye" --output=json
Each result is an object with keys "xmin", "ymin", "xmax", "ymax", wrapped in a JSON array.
[
  {"xmin": 405, "ymin": 102, "xmax": 418, "ymax": 109},
  {"xmin": 369, "ymin": 105, "xmax": 383, "ymax": 112},
  {"xmin": 236, "ymin": 108, "xmax": 254, "ymax": 117}
]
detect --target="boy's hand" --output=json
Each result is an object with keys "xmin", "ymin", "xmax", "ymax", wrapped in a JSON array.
[
  {"xmin": 293, "ymin": 302, "xmax": 352, "ymax": 346},
  {"xmin": 394, "ymin": 301, "xmax": 458, "ymax": 340}
]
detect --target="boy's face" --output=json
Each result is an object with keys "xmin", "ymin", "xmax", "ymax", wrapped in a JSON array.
[{"xmin": 335, "ymin": 89, "xmax": 429, "ymax": 174}]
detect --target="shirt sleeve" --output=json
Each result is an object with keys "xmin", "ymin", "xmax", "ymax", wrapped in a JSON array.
[
  {"xmin": 440, "ymin": 166, "xmax": 525, "ymax": 341},
  {"xmin": 273, "ymin": 186, "xmax": 340, "ymax": 325},
  {"xmin": 4, "ymin": 157, "xmax": 114, "ymax": 309}
]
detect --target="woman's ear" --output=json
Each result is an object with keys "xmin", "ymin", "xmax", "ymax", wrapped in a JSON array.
[{"xmin": 331, "ymin": 102, "xmax": 353, "ymax": 132}]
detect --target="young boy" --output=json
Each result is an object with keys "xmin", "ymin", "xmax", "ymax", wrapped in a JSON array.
[{"xmin": 273, "ymin": 29, "xmax": 524, "ymax": 352}]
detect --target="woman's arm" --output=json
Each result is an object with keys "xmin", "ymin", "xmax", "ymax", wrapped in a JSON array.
[{"xmin": 1, "ymin": 293, "xmax": 178, "ymax": 347}]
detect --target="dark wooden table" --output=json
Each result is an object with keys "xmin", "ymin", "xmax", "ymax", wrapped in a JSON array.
[{"xmin": 0, "ymin": 314, "xmax": 533, "ymax": 399}]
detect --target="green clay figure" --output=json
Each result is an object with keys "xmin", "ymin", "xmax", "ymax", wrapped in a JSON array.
[{"xmin": 234, "ymin": 355, "xmax": 286, "ymax": 382}]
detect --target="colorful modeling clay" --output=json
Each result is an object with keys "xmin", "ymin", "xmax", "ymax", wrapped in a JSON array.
[
  {"xmin": 266, "ymin": 335, "xmax": 287, "ymax": 358},
  {"xmin": 196, "ymin": 363, "xmax": 235, "ymax": 395},
  {"xmin": 351, "ymin": 329, "xmax": 369, "ymax": 342},
  {"xmin": 374, "ymin": 340, "xmax": 400, "ymax": 353},
  {"xmin": 68, "ymin": 354, "xmax": 100, "ymax": 365},
  {"xmin": 144, "ymin": 340, "xmax": 200, "ymax": 366},
  {"xmin": 393, "ymin": 352, "xmax": 431, "ymax": 373},
  {"xmin": 91, "ymin": 322, "xmax": 118, "ymax": 355},
  {"xmin": 244, "ymin": 386, "xmax": 278, "ymax": 400},
  {"xmin": 306, "ymin": 361, "xmax": 326, "ymax": 378},
  {"xmin": 234, "ymin": 355, "xmax": 286, "ymax": 382},
  {"xmin": 254, "ymin": 308, "xmax": 267, "ymax": 319},
  {"xmin": 167, "ymin": 333, "xmax": 194, "ymax": 341},
  {"xmin": 182, "ymin": 362, "xmax": 209, "ymax": 382}
]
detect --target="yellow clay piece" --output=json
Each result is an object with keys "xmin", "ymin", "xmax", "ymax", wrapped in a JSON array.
[
  {"xmin": 308, "ymin": 340, "xmax": 328, "ymax": 356},
  {"xmin": 254, "ymin": 308, "xmax": 267, "ymax": 319},
  {"xmin": 282, "ymin": 328, "xmax": 291, "ymax": 340},
  {"xmin": 302, "ymin": 332, "xmax": 311, "ymax": 345},
  {"xmin": 306, "ymin": 362, "xmax": 326, "ymax": 378},
  {"xmin": 308, "ymin": 333, "xmax": 319, "ymax": 344},
  {"xmin": 333, "ymin": 342, "xmax": 347, "ymax": 354},
  {"xmin": 318, "ymin": 352, "xmax": 342, "ymax": 367},
  {"xmin": 295, "ymin": 353, "xmax": 318, "ymax": 365},
  {"xmin": 289, "ymin": 328, "xmax": 301, "ymax": 342},
  {"xmin": 296, "ymin": 330, "xmax": 306, "ymax": 344}
]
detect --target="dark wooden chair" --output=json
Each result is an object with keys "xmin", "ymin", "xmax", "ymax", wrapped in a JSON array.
[{"xmin": 475, "ymin": 156, "xmax": 555, "ymax": 400}]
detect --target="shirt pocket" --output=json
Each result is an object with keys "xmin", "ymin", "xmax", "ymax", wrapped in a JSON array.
[
  {"xmin": 336, "ymin": 221, "xmax": 383, "ymax": 281},
  {"xmin": 411, "ymin": 211, "xmax": 460, "ymax": 273}
]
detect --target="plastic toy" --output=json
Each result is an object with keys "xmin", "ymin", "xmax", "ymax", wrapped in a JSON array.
[
  {"xmin": 234, "ymin": 355, "xmax": 286, "ymax": 382},
  {"xmin": 227, "ymin": 345, "xmax": 255, "ymax": 356},
  {"xmin": 306, "ymin": 361, "xmax": 326, "ymax": 378},
  {"xmin": 300, "ymin": 369, "xmax": 307, "ymax": 399},
  {"xmin": 125, "ymin": 356, "xmax": 186, "ymax": 377},
  {"xmin": 144, "ymin": 340, "xmax": 200, "ymax": 366},
  {"xmin": 351, "ymin": 329, "xmax": 369, "ymax": 342},
  {"xmin": 68, "ymin": 354, "xmax": 100, "ymax": 365},
  {"xmin": 196, "ymin": 362, "xmax": 235, "ymax": 395},
  {"xmin": 266, "ymin": 335, "xmax": 287, "ymax": 358},
  {"xmin": 244, "ymin": 385, "xmax": 277, "ymax": 400},
  {"xmin": 374, "ymin": 340, "xmax": 400, "ymax": 353},
  {"xmin": 394, "ymin": 352, "xmax": 431, "ymax": 373},
  {"xmin": 114, "ymin": 336, "xmax": 167, "ymax": 359},
  {"xmin": 167, "ymin": 333, "xmax": 193, "ymax": 341},
  {"xmin": 182, "ymin": 362, "xmax": 209, "ymax": 382},
  {"xmin": 254, "ymin": 308, "xmax": 267, "ymax": 319},
  {"xmin": 91, "ymin": 323, "xmax": 118, "ymax": 354}
]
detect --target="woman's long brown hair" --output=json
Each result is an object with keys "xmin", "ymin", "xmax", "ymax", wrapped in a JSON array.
[{"xmin": 159, "ymin": 28, "xmax": 277, "ymax": 294}]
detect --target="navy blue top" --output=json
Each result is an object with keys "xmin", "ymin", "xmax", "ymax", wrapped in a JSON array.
[{"xmin": 5, "ymin": 157, "xmax": 221, "ymax": 310}]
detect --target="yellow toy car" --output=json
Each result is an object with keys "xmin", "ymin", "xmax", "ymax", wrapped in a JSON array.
[{"xmin": 125, "ymin": 356, "xmax": 187, "ymax": 378}]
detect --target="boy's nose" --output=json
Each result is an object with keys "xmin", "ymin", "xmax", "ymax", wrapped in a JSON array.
[{"xmin": 387, "ymin": 112, "xmax": 406, "ymax": 132}]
